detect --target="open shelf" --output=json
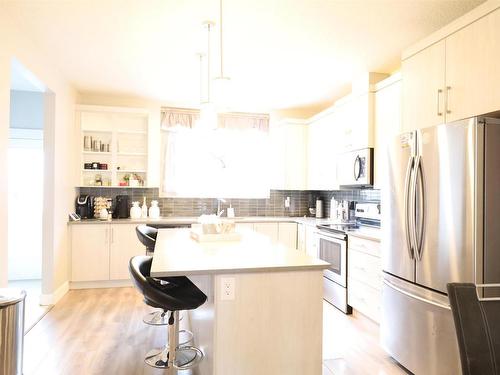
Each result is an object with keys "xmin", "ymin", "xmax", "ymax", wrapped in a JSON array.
[
  {"xmin": 117, "ymin": 152, "xmax": 146, "ymax": 156},
  {"xmin": 117, "ymin": 130, "xmax": 147, "ymax": 135},
  {"xmin": 116, "ymin": 169, "xmax": 147, "ymax": 173},
  {"xmin": 76, "ymin": 185, "xmax": 156, "ymax": 189},
  {"xmin": 78, "ymin": 106, "xmax": 150, "ymax": 188},
  {"xmin": 82, "ymin": 169, "xmax": 112, "ymax": 173},
  {"xmin": 83, "ymin": 151, "xmax": 111, "ymax": 155}
]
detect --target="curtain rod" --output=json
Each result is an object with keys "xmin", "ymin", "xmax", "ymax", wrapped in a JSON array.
[{"xmin": 161, "ymin": 107, "xmax": 269, "ymax": 119}]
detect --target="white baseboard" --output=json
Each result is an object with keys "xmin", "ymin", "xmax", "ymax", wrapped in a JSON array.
[
  {"xmin": 39, "ymin": 281, "xmax": 69, "ymax": 306},
  {"xmin": 69, "ymin": 280, "xmax": 133, "ymax": 290}
]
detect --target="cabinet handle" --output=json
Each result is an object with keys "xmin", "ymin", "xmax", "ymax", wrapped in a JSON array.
[
  {"xmin": 446, "ymin": 86, "xmax": 451, "ymax": 114},
  {"xmin": 436, "ymin": 89, "xmax": 443, "ymax": 116},
  {"xmin": 111, "ymin": 228, "xmax": 114, "ymax": 244}
]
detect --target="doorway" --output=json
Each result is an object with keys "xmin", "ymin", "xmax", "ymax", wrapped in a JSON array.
[{"xmin": 7, "ymin": 60, "xmax": 50, "ymax": 331}]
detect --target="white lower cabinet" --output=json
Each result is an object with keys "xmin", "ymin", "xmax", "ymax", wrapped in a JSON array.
[
  {"xmin": 71, "ymin": 223, "xmax": 144, "ymax": 282},
  {"xmin": 109, "ymin": 224, "xmax": 145, "ymax": 280},
  {"xmin": 254, "ymin": 223, "xmax": 279, "ymax": 244},
  {"xmin": 278, "ymin": 222, "xmax": 297, "ymax": 249},
  {"xmin": 347, "ymin": 235, "xmax": 382, "ymax": 323},
  {"xmin": 305, "ymin": 226, "xmax": 318, "ymax": 257},
  {"xmin": 297, "ymin": 223, "xmax": 306, "ymax": 252},
  {"xmin": 71, "ymin": 224, "xmax": 110, "ymax": 282},
  {"xmin": 243, "ymin": 222, "xmax": 298, "ymax": 249}
]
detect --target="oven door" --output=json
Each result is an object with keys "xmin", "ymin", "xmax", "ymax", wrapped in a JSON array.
[{"xmin": 317, "ymin": 231, "xmax": 347, "ymax": 287}]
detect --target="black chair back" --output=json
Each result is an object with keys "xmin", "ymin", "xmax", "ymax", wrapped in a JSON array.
[
  {"xmin": 447, "ymin": 283, "xmax": 500, "ymax": 375},
  {"xmin": 136, "ymin": 225, "xmax": 158, "ymax": 251}
]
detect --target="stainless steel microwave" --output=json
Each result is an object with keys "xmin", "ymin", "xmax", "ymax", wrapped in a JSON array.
[{"xmin": 337, "ymin": 148, "xmax": 374, "ymax": 187}]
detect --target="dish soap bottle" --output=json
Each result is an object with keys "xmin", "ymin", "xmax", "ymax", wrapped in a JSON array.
[{"xmin": 141, "ymin": 197, "xmax": 148, "ymax": 218}]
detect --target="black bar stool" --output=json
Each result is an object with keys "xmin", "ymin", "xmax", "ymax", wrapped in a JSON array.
[
  {"xmin": 129, "ymin": 255, "xmax": 206, "ymax": 370},
  {"xmin": 136, "ymin": 224, "xmax": 158, "ymax": 255},
  {"xmin": 136, "ymin": 225, "xmax": 172, "ymax": 326}
]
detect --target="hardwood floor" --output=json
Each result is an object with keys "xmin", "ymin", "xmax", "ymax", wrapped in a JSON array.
[
  {"xmin": 24, "ymin": 288, "xmax": 408, "ymax": 375},
  {"xmin": 322, "ymin": 301, "xmax": 409, "ymax": 375}
]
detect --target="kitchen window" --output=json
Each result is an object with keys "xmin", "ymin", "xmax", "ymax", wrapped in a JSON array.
[{"xmin": 160, "ymin": 108, "xmax": 270, "ymax": 198}]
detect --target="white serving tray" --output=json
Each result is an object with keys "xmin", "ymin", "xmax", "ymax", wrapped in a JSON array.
[{"xmin": 190, "ymin": 229, "xmax": 242, "ymax": 243}]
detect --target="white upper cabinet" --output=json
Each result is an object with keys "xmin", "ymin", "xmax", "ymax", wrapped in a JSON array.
[
  {"xmin": 402, "ymin": 40, "xmax": 446, "ymax": 131},
  {"xmin": 402, "ymin": 4, "xmax": 500, "ymax": 131},
  {"xmin": 336, "ymin": 93, "xmax": 375, "ymax": 152},
  {"xmin": 269, "ymin": 119, "xmax": 308, "ymax": 190},
  {"xmin": 445, "ymin": 8, "xmax": 500, "ymax": 122},
  {"xmin": 374, "ymin": 76, "xmax": 402, "ymax": 189},
  {"xmin": 307, "ymin": 111, "xmax": 339, "ymax": 190}
]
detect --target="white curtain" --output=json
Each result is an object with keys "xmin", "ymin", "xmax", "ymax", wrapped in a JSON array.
[{"xmin": 160, "ymin": 108, "xmax": 270, "ymax": 198}]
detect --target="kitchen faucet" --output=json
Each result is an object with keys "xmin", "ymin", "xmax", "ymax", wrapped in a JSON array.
[{"xmin": 216, "ymin": 198, "xmax": 226, "ymax": 216}]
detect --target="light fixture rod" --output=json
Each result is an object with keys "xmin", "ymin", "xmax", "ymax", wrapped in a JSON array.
[
  {"xmin": 219, "ymin": 0, "xmax": 224, "ymax": 77},
  {"xmin": 207, "ymin": 22, "xmax": 212, "ymax": 102}
]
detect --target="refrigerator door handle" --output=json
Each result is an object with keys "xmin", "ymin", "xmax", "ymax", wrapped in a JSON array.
[
  {"xmin": 414, "ymin": 156, "xmax": 425, "ymax": 261},
  {"xmin": 404, "ymin": 155, "xmax": 415, "ymax": 260},
  {"xmin": 383, "ymin": 279, "xmax": 451, "ymax": 310}
]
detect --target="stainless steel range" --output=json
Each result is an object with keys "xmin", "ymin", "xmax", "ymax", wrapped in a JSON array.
[{"xmin": 317, "ymin": 202, "xmax": 380, "ymax": 313}]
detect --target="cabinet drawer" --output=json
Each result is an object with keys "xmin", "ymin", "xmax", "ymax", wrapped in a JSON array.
[
  {"xmin": 348, "ymin": 277, "xmax": 381, "ymax": 323},
  {"xmin": 348, "ymin": 249, "xmax": 382, "ymax": 290},
  {"xmin": 348, "ymin": 235, "xmax": 381, "ymax": 257}
]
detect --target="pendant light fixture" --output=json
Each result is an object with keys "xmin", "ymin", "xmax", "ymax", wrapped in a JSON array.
[
  {"xmin": 213, "ymin": 0, "xmax": 231, "ymax": 111},
  {"xmin": 199, "ymin": 21, "xmax": 217, "ymax": 130}
]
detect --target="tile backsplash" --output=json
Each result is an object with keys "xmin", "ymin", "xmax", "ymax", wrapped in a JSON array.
[{"xmin": 77, "ymin": 188, "xmax": 380, "ymax": 218}]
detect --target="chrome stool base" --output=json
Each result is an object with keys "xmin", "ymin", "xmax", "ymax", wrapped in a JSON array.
[
  {"xmin": 143, "ymin": 310, "xmax": 183, "ymax": 325},
  {"xmin": 144, "ymin": 346, "xmax": 203, "ymax": 369}
]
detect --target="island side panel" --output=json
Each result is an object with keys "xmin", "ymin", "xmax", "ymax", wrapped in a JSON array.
[
  {"xmin": 187, "ymin": 275, "xmax": 215, "ymax": 375},
  {"xmin": 213, "ymin": 270, "xmax": 323, "ymax": 375}
]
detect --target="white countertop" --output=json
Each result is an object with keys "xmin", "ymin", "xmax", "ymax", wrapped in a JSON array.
[
  {"xmin": 68, "ymin": 215, "xmax": 330, "ymax": 226},
  {"xmin": 150, "ymin": 228, "xmax": 330, "ymax": 277},
  {"xmin": 346, "ymin": 226, "xmax": 381, "ymax": 242}
]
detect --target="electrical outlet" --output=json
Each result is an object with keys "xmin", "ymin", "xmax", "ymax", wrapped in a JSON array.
[
  {"xmin": 220, "ymin": 277, "xmax": 235, "ymax": 301},
  {"xmin": 285, "ymin": 196, "xmax": 291, "ymax": 208}
]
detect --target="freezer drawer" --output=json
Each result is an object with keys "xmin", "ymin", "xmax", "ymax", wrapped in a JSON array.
[{"xmin": 380, "ymin": 275, "xmax": 461, "ymax": 375}]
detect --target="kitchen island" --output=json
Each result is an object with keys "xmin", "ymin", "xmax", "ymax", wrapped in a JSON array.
[{"xmin": 151, "ymin": 228, "xmax": 329, "ymax": 375}]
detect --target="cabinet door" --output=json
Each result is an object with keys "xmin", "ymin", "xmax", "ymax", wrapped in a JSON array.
[
  {"xmin": 402, "ymin": 40, "xmax": 446, "ymax": 131},
  {"xmin": 235, "ymin": 222, "xmax": 254, "ymax": 232},
  {"xmin": 284, "ymin": 124, "xmax": 308, "ymax": 190},
  {"xmin": 268, "ymin": 124, "xmax": 286, "ymax": 189},
  {"xmin": 109, "ymin": 224, "xmax": 145, "ymax": 280},
  {"xmin": 254, "ymin": 223, "xmax": 278, "ymax": 243},
  {"xmin": 345, "ymin": 93, "xmax": 374, "ymax": 151},
  {"xmin": 307, "ymin": 121, "xmax": 322, "ymax": 190},
  {"xmin": 297, "ymin": 224, "xmax": 306, "ymax": 252},
  {"xmin": 278, "ymin": 223, "xmax": 297, "ymax": 249},
  {"xmin": 305, "ymin": 226, "xmax": 318, "ymax": 257},
  {"xmin": 374, "ymin": 79, "xmax": 402, "ymax": 188},
  {"xmin": 445, "ymin": 8, "xmax": 500, "ymax": 122},
  {"xmin": 71, "ymin": 224, "xmax": 109, "ymax": 282},
  {"xmin": 308, "ymin": 114, "xmax": 338, "ymax": 190}
]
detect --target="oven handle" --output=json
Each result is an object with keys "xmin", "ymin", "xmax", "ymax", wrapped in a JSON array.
[{"xmin": 316, "ymin": 232, "xmax": 347, "ymax": 242}]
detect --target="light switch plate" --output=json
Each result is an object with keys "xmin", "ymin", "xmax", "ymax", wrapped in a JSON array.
[{"xmin": 220, "ymin": 277, "xmax": 235, "ymax": 301}]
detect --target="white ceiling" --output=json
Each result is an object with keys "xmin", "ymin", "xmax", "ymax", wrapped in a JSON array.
[{"xmin": 3, "ymin": 0, "xmax": 485, "ymax": 113}]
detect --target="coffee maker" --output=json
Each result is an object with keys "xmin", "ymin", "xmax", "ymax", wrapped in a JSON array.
[
  {"xmin": 75, "ymin": 195, "xmax": 94, "ymax": 219},
  {"xmin": 113, "ymin": 195, "xmax": 130, "ymax": 218}
]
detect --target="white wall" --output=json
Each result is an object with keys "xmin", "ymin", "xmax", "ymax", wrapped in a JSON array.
[{"xmin": 0, "ymin": 8, "xmax": 77, "ymax": 297}]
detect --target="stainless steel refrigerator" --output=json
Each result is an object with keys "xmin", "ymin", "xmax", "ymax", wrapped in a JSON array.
[{"xmin": 381, "ymin": 117, "xmax": 500, "ymax": 375}]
